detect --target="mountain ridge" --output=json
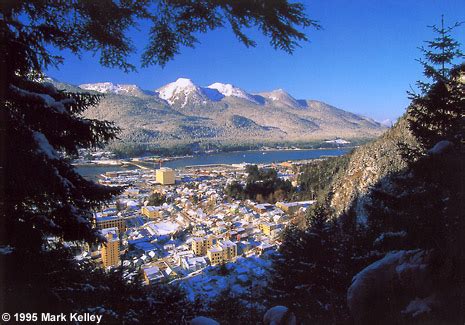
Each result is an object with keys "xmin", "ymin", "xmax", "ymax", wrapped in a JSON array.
[{"xmin": 57, "ymin": 78, "xmax": 387, "ymax": 151}]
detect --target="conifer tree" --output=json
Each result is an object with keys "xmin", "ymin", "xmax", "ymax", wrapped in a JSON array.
[
  {"xmin": 267, "ymin": 204, "xmax": 349, "ymax": 323},
  {"xmin": 407, "ymin": 17, "xmax": 464, "ymax": 150}
]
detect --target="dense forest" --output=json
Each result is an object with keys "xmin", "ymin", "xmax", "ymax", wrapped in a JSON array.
[{"xmin": 226, "ymin": 165, "xmax": 294, "ymax": 203}]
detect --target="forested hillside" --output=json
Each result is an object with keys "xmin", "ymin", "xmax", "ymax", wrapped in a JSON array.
[{"xmin": 266, "ymin": 22, "xmax": 464, "ymax": 323}]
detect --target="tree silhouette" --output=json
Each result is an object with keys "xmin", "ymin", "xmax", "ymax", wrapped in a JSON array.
[{"xmin": 407, "ymin": 17, "xmax": 464, "ymax": 150}]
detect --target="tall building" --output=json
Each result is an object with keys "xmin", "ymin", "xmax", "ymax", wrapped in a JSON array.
[
  {"xmin": 156, "ymin": 167, "xmax": 176, "ymax": 185},
  {"xmin": 101, "ymin": 227, "xmax": 120, "ymax": 268},
  {"xmin": 220, "ymin": 240, "xmax": 237, "ymax": 261},
  {"xmin": 191, "ymin": 236, "xmax": 214, "ymax": 256},
  {"xmin": 207, "ymin": 240, "xmax": 237, "ymax": 266},
  {"xmin": 207, "ymin": 247, "xmax": 224, "ymax": 266},
  {"xmin": 95, "ymin": 213, "xmax": 126, "ymax": 233}
]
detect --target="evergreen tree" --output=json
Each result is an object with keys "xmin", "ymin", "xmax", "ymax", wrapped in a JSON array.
[
  {"xmin": 207, "ymin": 288, "xmax": 262, "ymax": 325},
  {"xmin": 407, "ymin": 17, "xmax": 464, "ymax": 150},
  {"xmin": 267, "ymin": 204, "xmax": 350, "ymax": 323},
  {"xmin": 227, "ymin": 165, "xmax": 293, "ymax": 203},
  {"xmin": 360, "ymin": 19, "xmax": 465, "ymax": 321},
  {"xmin": 147, "ymin": 192, "xmax": 167, "ymax": 206}
]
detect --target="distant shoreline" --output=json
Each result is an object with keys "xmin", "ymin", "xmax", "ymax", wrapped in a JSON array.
[{"xmin": 73, "ymin": 146, "xmax": 356, "ymax": 167}]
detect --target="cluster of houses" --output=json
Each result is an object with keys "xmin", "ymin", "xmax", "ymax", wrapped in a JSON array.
[{"xmin": 82, "ymin": 163, "xmax": 314, "ymax": 285}]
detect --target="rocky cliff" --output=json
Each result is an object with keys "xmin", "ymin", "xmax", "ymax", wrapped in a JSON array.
[{"xmin": 328, "ymin": 116, "xmax": 417, "ymax": 218}]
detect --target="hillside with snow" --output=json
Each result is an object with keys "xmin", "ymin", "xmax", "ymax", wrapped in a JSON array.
[{"xmin": 50, "ymin": 78, "xmax": 386, "ymax": 152}]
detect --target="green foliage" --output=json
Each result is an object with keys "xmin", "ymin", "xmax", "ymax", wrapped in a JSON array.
[
  {"xmin": 267, "ymin": 207, "xmax": 352, "ymax": 323},
  {"xmin": 364, "ymin": 148, "xmax": 465, "ymax": 322},
  {"xmin": 2, "ymin": 53, "xmax": 121, "ymax": 251},
  {"xmin": 226, "ymin": 165, "xmax": 293, "ymax": 203},
  {"xmin": 147, "ymin": 192, "xmax": 166, "ymax": 206},
  {"xmin": 406, "ymin": 17, "xmax": 464, "ymax": 150},
  {"xmin": 0, "ymin": 0, "xmax": 316, "ymax": 75},
  {"xmin": 225, "ymin": 181, "xmax": 246, "ymax": 200},
  {"xmin": 298, "ymin": 155, "xmax": 351, "ymax": 200},
  {"xmin": 266, "ymin": 18, "xmax": 464, "ymax": 324}
]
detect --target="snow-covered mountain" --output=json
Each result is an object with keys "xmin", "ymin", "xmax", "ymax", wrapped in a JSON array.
[
  {"xmin": 207, "ymin": 82, "xmax": 260, "ymax": 104},
  {"xmin": 69, "ymin": 78, "xmax": 386, "ymax": 150},
  {"xmin": 258, "ymin": 89, "xmax": 305, "ymax": 108},
  {"xmin": 79, "ymin": 82, "xmax": 150, "ymax": 97},
  {"xmin": 79, "ymin": 79, "xmax": 304, "ymax": 108},
  {"xmin": 156, "ymin": 78, "xmax": 223, "ymax": 107}
]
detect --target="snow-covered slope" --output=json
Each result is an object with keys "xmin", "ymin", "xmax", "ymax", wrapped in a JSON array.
[
  {"xmin": 79, "ymin": 82, "xmax": 150, "ymax": 97},
  {"xmin": 258, "ymin": 89, "xmax": 304, "ymax": 108},
  {"xmin": 157, "ymin": 78, "xmax": 223, "ymax": 107},
  {"xmin": 49, "ymin": 76, "xmax": 387, "ymax": 149},
  {"xmin": 208, "ymin": 82, "xmax": 260, "ymax": 104}
]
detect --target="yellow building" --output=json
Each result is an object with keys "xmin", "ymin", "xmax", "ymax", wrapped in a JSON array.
[
  {"xmin": 259, "ymin": 222, "xmax": 276, "ymax": 236},
  {"xmin": 101, "ymin": 228, "xmax": 120, "ymax": 268},
  {"xmin": 207, "ymin": 240, "xmax": 237, "ymax": 265},
  {"xmin": 207, "ymin": 247, "xmax": 224, "ymax": 266},
  {"xmin": 276, "ymin": 201, "xmax": 315, "ymax": 214},
  {"xmin": 95, "ymin": 215, "xmax": 126, "ymax": 234},
  {"xmin": 191, "ymin": 236, "xmax": 214, "ymax": 256},
  {"xmin": 220, "ymin": 240, "xmax": 237, "ymax": 262},
  {"xmin": 141, "ymin": 206, "xmax": 162, "ymax": 219},
  {"xmin": 156, "ymin": 167, "xmax": 176, "ymax": 185}
]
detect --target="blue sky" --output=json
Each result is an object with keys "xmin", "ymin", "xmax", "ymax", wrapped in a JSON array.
[{"xmin": 46, "ymin": 0, "xmax": 465, "ymax": 121}]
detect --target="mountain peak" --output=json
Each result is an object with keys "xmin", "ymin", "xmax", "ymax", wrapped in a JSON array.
[
  {"xmin": 258, "ymin": 88, "xmax": 304, "ymax": 108},
  {"xmin": 157, "ymin": 78, "xmax": 207, "ymax": 106},
  {"xmin": 172, "ymin": 78, "xmax": 196, "ymax": 88},
  {"xmin": 207, "ymin": 82, "xmax": 260, "ymax": 104},
  {"xmin": 79, "ymin": 82, "xmax": 145, "ymax": 96}
]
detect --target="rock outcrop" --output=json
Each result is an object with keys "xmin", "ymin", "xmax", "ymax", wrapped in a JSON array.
[{"xmin": 328, "ymin": 116, "xmax": 417, "ymax": 218}]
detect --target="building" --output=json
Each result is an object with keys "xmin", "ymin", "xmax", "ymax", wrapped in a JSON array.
[
  {"xmin": 101, "ymin": 228, "xmax": 120, "ymax": 268},
  {"xmin": 257, "ymin": 243, "xmax": 276, "ymax": 255},
  {"xmin": 141, "ymin": 205, "xmax": 162, "ymax": 218},
  {"xmin": 220, "ymin": 240, "xmax": 237, "ymax": 262},
  {"xmin": 276, "ymin": 200, "xmax": 315, "ymax": 214},
  {"xmin": 156, "ymin": 167, "xmax": 176, "ymax": 185},
  {"xmin": 143, "ymin": 262, "xmax": 175, "ymax": 284},
  {"xmin": 207, "ymin": 247, "xmax": 224, "ymax": 266},
  {"xmin": 191, "ymin": 236, "xmax": 214, "ymax": 256},
  {"xmin": 95, "ymin": 214, "xmax": 126, "ymax": 234},
  {"xmin": 143, "ymin": 266, "xmax": 164, "ymax": 284},
  {"xmin": 253, "ymin": 203, "xmax": 275, "ymax": 213},
  {"xmin": 259, "ymin": 222, "xmax": 277, "ymax": 236},
  {"xmin": 181, "ymin": 256, "xmax": 208, "ymax": 272},
  {"xmin": 207, "ymin": 240, "xmax": 237, "ymax": 266}
]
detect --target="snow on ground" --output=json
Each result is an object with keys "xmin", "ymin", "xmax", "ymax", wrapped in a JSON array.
[{"xmin": 179, "ymin": 255, "xmax": 273, "ymax": 302}]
